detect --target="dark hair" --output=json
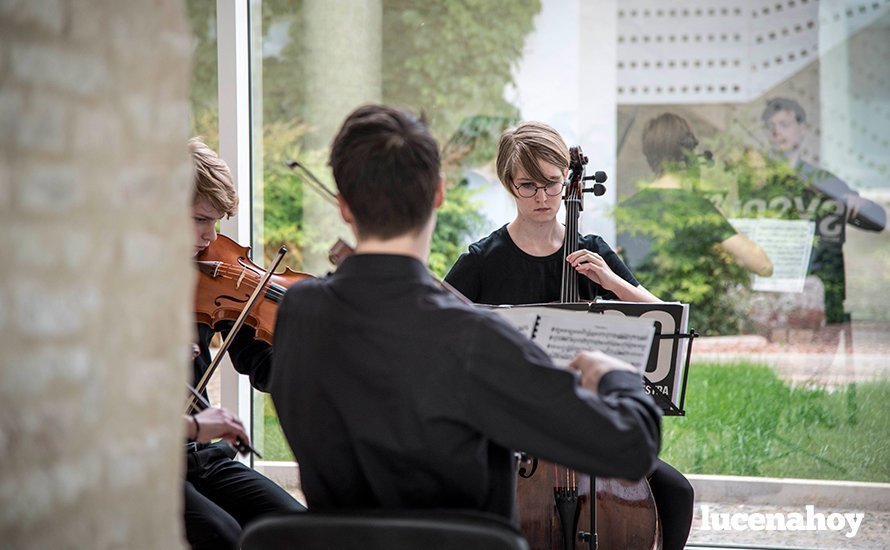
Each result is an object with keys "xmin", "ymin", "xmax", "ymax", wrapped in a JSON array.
[
  {"xmin": 762, "ymin": 97, "xmax": 807, "ymax": 124},
  {"xmin": 329, "ymin": 105, "xmax": 441, "ymax": 239},
  {"xmin": 641, "ymin": 113, "xmax": 699, "ymax": 173}
]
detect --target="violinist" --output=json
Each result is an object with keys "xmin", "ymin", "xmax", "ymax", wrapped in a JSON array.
[
  {"xmin": 184, "ymin": 138, "xmax": 304, "ymax": 550},
  {"xmin": 268, "ymin": 105, "xmax": 661, "ymax": 519},
  {"xmin": 444, "ymin": 121, "xmax": 694, "ymax": 550}
]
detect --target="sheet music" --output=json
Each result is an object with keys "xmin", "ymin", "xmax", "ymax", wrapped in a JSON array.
[
  {"xmin": 491, "ymin": 309, "xmax": 538, "ymax": 339},
  {"xmin": 533, "ymin": 313, "xmax": 655, "ymax": 370},
  {"xmin": 488, "ymin": 302, "xmax": 688, "ymax": 413},
  {"xmin": 593, "ymin": 300, "xmax": 690, "ymax": 411},
  {"xmin": 492, "ymin": 306, "xmax": 589, "ymax": 340},
  {"xmin": 730, "ymin": 218, "xmax": 815, "ymax": 293}
]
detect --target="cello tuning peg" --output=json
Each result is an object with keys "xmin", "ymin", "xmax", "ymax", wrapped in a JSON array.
[
  {"xmin": 582, "ymin": 171, "xmax": 607, "ymax": 183},
  {"xmin": 582, "ymin": 183, "xmax": 606, "ymax": 196}
]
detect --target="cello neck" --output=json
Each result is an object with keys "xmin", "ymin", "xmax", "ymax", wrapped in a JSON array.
[
  {"xmin": 560, "ymin": 198, "xmax": 581, "ymax": 303},
  {"xmin": 560, "ymin": 145, "xmax": 587, "ymax": 304}
]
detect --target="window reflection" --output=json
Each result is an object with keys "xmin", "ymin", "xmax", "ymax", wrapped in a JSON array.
[{"xmin": 234, "ymin": 0, "xmax": 889, "ymax": 489}]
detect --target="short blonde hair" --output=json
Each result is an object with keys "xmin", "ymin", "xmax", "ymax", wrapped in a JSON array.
[
  {"xmin": 189, "ymin": 137, "xmax": 238, "ymax": 217},
  {"xmin": 496, "ymin": 121, "xmax": 569, "ymax": 196}
]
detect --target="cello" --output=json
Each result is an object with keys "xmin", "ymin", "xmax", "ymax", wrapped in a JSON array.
[{"xmin": 515, "ymin": 146, "xmax": 662, "ymax": 550}]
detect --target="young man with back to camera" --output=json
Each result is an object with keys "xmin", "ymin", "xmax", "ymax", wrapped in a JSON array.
[{"xmin": 269, "ymin": 104, "xmax": 662, "ymax": 524}]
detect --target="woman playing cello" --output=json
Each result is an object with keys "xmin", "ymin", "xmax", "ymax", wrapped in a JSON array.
[{"xmin": 445, "ymin": 122, "xmax": 694, "ymax": 550}]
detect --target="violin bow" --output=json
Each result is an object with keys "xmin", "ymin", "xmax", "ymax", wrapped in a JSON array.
[
  {"xmin": 185, "ymin": 383, "xmax": 263, "ymax": 458},
  {"xmin": 285, "ymin": 159, "xmax": 472, "ymax": 306},
  {"xmin": 186, "ymin": 245, "xmax": 288, "ymax": 414},
  {"xmin": 285, "ymin": 159, "xmax": 339, "ymax": 208}
]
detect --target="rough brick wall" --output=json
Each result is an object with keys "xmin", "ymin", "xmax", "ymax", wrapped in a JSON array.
[{"xmin": 0, "ymin": 1, "xmax": 193, "ymax": 547}]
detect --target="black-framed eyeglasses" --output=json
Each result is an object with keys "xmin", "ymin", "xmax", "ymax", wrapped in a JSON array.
[{"xmin": 513, "ymin": 180, "xmax": 565, "ymax": 198}]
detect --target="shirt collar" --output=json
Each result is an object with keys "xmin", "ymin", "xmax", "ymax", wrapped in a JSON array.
[{"xmin": 335, "ymin": 253, "xmax": 433, "ymax": 282}]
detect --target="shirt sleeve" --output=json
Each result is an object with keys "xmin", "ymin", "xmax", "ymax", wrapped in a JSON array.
[
  {"xmin": 818, "ymin": 174, "xmax": 885, "ymax": 231},
  {"xmin": 458, "ymin": 314, "xmax": 662, "ymax": 480},
  {"xmin": 849, "ymin": 198, "xmax": 887, "ymax": 232},
  {"xmin": 801, "ymin": 164, "xmax": 886, "ymax": 231},
  {"xmin": 222, "ymin": 323, "xmax": 274, "ymax": 392},
  {"xmin": 444, "ymin": 250, "xmax": 483, "ymax": 303}
]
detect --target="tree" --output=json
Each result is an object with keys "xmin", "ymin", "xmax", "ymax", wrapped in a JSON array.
[{"xmin": 185, "ymin": 0, "xmax": 542, "ymax": 276}]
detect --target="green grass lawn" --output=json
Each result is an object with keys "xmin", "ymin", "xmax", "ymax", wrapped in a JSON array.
[
  {"xmin": 661, "ymin": 362, "xmax": 890, "ymax": 482},
  {"xmin": 255, "ymin": 393, "xmax": 295, "ymax": 463},
  {"xmin": 257, "ymin": 362, "xmax": 890, "ymax": 482}
]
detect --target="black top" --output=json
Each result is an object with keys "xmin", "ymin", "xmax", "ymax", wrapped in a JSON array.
[
  {"xmin": 269, "ymin": 254, "xmax": 661, "ymax": 520},
  {"xmin": 194, "ymin": 322, "xmax": 273, "ymax": 393},
  {"xmin": 444, "ymin": 225, "xmax": 639, "ymax": 305}
]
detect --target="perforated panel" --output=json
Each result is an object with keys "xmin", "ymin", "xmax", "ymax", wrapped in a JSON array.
[{"xmin": 617, "ymin": 0, "xmax": 890, "ymax": 104}]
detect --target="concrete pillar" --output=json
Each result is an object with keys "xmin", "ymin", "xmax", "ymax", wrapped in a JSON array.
[{"xmin": 0, "ymin": 0, "xmax": 193, "ymax": 547}]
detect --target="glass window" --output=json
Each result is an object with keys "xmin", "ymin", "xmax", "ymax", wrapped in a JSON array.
[
  {"xmin": 241, "ymin": 0, "xmax": 889, "ymax": 510},
  {"xmin": 247, "ymin": 0, "xmax": 542, "ymax": 478},
  {"xmin": 185, "ymin": 0, "xmax": 224, "ymax": 409},
  {"xmin": 614, "ymin": 3, "xmax": 890, "ymax": 487},
  {"xmin": 186, "ymin": 0, "xmax": 220, "ymax": 147}
]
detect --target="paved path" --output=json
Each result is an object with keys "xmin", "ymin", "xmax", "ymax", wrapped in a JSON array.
[{"xmin": 693, "ymin": 320, "xmax": 890, "ymax": 387}]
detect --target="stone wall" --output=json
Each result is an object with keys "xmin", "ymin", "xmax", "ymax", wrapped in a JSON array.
[{"xmin": 0, "ymin": 1, "xmax": 193, "ymax": 547}]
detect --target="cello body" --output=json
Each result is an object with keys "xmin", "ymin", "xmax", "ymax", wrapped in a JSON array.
[
  {"xmin": 594, "ymin": 477, "xmax": 662, "ymax": 549},
  {"xmin": 516, "ymin": 435, "xmax": 661, "ymax": 550},
  {"xmin": 517, "ymin": 460, "xmax": 591, "ymax": 549}
]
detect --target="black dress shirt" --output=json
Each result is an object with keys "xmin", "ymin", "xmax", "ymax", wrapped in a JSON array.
[
  {"xmin": 270, "ymin": 253, "xmax": 661, "ymax": 520},
  {"xmin": 194, "ymin": 322, "xmax": 273, "ymax": 393}
]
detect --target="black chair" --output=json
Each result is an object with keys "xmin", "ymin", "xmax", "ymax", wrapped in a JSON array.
[{"xmin": 239, "ymin": 509, "xmax": 530, "ymax": 550}]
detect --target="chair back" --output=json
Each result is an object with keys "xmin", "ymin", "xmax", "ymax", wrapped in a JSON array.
[{"xmin": 240, "ymin": 509, "xmax": 530, "ymax": 550}]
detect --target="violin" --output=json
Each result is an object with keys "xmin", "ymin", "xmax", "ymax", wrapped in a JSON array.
[
  {"xmin": 195, "ymin": 234, "xmax": 314, "ymax": 345},
  {"xmin": 515, "ymin": 146, "xmax": 661, "ymax": 550}
]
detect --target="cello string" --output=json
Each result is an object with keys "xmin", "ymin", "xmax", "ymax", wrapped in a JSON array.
[{"xmin": 557, "ymin": 154, "xmax": 584, "ymax": 490}]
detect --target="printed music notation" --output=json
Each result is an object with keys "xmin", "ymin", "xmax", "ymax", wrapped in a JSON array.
[
  {"xmin": 492, "ymin": 306, "xmax": 655, "ymax": 371},
  {"xmin": 489, "ymin": 301, "xmax": 692, "ymax": 414},
  {"xmin": 730, "ymin": 217, "xmax": 815, "ymax": 293}
]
